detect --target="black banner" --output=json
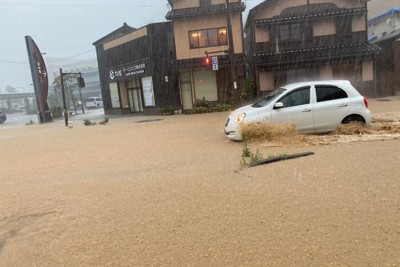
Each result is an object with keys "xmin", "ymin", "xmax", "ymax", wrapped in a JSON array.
[{"xmin": 25, "ymin": 36, "xmax": 52, "ymax": 123}]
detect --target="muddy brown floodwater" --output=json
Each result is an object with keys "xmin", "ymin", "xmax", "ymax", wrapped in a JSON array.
[{"xmin": 1, "ymin": 97, "xmax": 399, "ymax": 266}]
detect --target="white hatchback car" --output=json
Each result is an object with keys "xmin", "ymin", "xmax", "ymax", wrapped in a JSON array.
[{"xmin": 224, "ymin": 80, "xmax": 371, "ymax": 141}]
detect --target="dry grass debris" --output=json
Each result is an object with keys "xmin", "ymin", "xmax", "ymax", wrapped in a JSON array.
[
  {"xmin": 241, "ymin": 114, "xmax": 400, "ymax": 147},
  {"xmin": 240, "ymin": 120, "xmax": 308, "ymax": 145}
]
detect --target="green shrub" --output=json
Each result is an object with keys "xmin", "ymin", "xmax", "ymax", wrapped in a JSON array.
[
  {"xmin": 240, "ymin": 139, "xmax": 263, "ymax": 167},
  {"xmin": 186, "ymin": 102, "xmax": 232, "ymax": 114},
  {"xmin": 83, "ymin": 119, "xmax": 96, "ymax": 126},
  {"xmin": 25, "ymin": 120, "xmax": 36, "ymax": 126},
  {"xmin": 50, "ymin": 105, "xmax": 62, "ymax": 119},
  {"xmin": 192, "ymin": 106, "xmax": 209, "ymax": 114}
]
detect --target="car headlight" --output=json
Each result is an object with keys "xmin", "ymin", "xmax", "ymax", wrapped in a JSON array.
[{"xmin": 233, "ymin": 113, "xmax": 246, "ymax": 123}]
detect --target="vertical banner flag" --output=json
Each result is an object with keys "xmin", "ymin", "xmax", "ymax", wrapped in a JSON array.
[{"xmin": 25, "ymin": 36, "xmax": 52, "ymax": 123}]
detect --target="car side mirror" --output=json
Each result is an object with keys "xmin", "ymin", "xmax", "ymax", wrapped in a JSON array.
[{"xmin": 274, "ymin": 102, "xmax": 284, "ymax": 109}]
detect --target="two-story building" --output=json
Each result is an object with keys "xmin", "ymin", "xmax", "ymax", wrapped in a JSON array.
[
  {"xmin": 369, "ymin": 8, "xmax": 400, "ymax": 40},
  {"xmin": 93, "ymin": 22, "xmax": 180, "ymax": 115},
  {"xmin": 166, "ymin": 0, "xmax": 246, "ymax": 110},
  {"xmin": 245, "ymin": 0, "xmax": 380, "ymax": 97},
  {"xmin": 369, "ymin": 8, "xmax": 400, "ymax": 96}
]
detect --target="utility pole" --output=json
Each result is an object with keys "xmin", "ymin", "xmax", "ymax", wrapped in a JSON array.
[
  {"xmin": 60, "ymin": 68, "xmax": 69, "ymax": 127},
  {"xmin": 225, "ymin": 0, "xmax": 238, "ymax": 103}
]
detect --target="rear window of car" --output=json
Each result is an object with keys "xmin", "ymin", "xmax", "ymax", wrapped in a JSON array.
[{"xmin": 316, "ymin": 85, "xmax": 348, "ymax": 102}]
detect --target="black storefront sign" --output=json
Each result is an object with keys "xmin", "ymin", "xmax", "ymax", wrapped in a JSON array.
[{"xmin": 108, "ymin": 61, "xmax": 148, "ymax": 82}]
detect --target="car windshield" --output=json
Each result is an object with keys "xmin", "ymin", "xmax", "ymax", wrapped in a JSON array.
[{"xmin": 252, "ymin": 87, "xmax": 286, "ymax": 108}]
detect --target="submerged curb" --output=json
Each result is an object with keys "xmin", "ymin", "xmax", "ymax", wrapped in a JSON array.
[{"xmin": 249, "ymin": 152, "xmax": 315, "ymax": 167}]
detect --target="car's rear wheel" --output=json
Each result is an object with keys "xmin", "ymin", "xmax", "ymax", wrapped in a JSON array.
[{"xmin": 342, "ymin": 115, "xmax": 366, "ymax": 125}]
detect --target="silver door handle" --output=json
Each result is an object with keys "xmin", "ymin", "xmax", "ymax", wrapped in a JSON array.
[
  {"xmin": 339, "ymin": 104, "xmax": 348, "ymax": 107},
  {"xmin": 302, "ymin": 109, "xmax": 312, "ymax": 112}
]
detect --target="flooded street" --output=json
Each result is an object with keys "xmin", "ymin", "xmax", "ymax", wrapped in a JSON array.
[
  {"xmin": 0, "ymin": 98, "xmax": 399, "ymax": 266},
  {"xmin": 0, "ymin": 108, "xmax": 105, "ymax": 127}
]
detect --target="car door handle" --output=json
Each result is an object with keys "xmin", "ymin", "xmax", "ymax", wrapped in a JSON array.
[
  {"xmin": 302, "ymin": 109, "xmax": 312, "ymax": 112},
  {"xmin": 338, "ymin": 104, "xmax": 348, "ymax": 107}
]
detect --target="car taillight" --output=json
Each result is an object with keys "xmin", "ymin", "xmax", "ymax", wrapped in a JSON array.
[{"xmin": 363, "ymin": 97, "xmax": 369, "ymax": 108}]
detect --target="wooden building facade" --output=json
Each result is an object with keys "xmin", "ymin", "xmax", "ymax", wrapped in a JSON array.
[
  {"xmin": 166, "ymin": 0, "xmax": 246, "ymax": 110},
  {"xmin": 245, "ymin": 0, "xmax": 381, "ymax": 97},
  {"xmin": 93, "ymin": 22, "xmax": 180, "ymax": 115}
]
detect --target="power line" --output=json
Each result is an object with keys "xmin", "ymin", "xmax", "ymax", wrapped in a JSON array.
[
  {"xmin": 0, "ymin": 60, "xmax": 27, "ymax": 64},
  {"xmin": 1, "ymin": 45, "xmax": 96, "ymax": 62},
  {"xmin": 0, "ymin": 3, "xmax": 163, "ymax": 8}
]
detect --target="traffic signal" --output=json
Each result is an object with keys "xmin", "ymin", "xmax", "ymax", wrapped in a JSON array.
[
  {"xmin": 203, "ymin": 55, "xmax": 211, "ymax": 66},
  {"xmin": 77, "ymin": 76, "xmax": 85, "ymax": 88}
]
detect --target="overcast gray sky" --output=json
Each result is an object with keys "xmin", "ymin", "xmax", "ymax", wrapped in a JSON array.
[{"xmin": 0, "ymin": 0, "xmax": 263, "ymax": 92}]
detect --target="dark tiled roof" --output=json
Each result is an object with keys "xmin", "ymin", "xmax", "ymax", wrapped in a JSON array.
[
  {"xmin": 255, "ymin": 7, "xmax": 367, "ymax": 25},
  {"xmin": 254, "ymin": 42, "xmax": 380, "ymax": 65},
  {"xmin": 93, "ymin": 23, "xmax": 136, "ymax": 46},
  {"xmin": 166, "ymin": 3, "xmax": 245, "ymax": 20},
  {"xmin": 170, "ymin": 54, "xmax": 244, "ymax": 69}
]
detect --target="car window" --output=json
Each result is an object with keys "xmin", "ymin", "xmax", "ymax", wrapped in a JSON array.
[
  {"xmin": 278, "ymin": 86, "xmax": 310, "ymax": 108},
  {"xmin": 316, "ymin": 85, "xmax": 348, "ymax": 102}
]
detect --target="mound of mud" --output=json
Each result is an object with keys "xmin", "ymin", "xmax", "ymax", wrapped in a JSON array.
[
  {"xmin": 241, "ymin": 121, "xmax": 307, "ymax": 145},
  {"xmin": 335, "ymin": 123, "xmax": 371, "ymax": 135},
  {"xmin": 241, "ymin": 114, "xmax": 400, "ymax": 147}
]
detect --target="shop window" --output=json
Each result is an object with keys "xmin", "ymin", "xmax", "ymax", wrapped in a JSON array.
[
  {"xmin": 109, "ymin": 82, "xmax": 120, "ymax": 108},
  {"xmin": 193, "ymin": 70, "xmax": 218, "ymax": 101},
  {"xmin": 189, "ymin": 27, "xmax": 228, "ymax": 49}
]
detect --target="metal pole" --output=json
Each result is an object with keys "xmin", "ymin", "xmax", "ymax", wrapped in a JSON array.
[
  {"xmin": 225, "ymin": 0, "xmax": 238, "ymax": 103},
  {"xmin": 79, "ymin": 88, "xmax": 85, "ymax": 114},
  {"xmin": 60, "ymin": 68, "xmax": 68, "ymax": 126}
]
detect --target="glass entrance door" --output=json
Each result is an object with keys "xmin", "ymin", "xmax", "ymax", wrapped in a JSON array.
[
  {"xmin": 127, "ymin": 80, "xmax": 143, "ymax": 113},
  {"xmin": 180, "ymin": 72, "xmax": 193, "ymax": 110}
]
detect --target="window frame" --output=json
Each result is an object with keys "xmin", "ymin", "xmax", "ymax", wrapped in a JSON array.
[
  {"xmin": 277, "ymin": 22, "xmax": 312, "ymax": 44},
  {"xmin": 189, "ymin": 27, "xmax": 228, "ymax": 49},
  {"xmin": 279, "ymin": 23, "xmax": 302, "ymax": 42}
]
